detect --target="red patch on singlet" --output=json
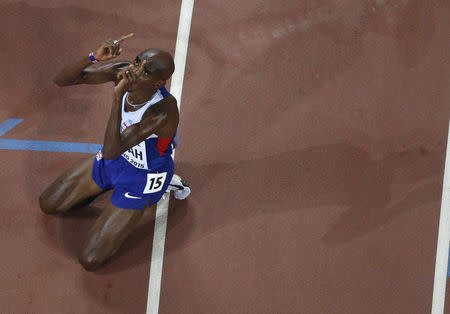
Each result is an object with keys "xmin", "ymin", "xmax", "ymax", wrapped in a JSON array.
[{"xmin": 156, "ymin": 138, "xmax": 172, "ymax": 156}]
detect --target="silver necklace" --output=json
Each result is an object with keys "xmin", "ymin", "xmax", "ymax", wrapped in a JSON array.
[{"xmin": 126, "ymin": 93, "xmax": 151, "ymax": 108}]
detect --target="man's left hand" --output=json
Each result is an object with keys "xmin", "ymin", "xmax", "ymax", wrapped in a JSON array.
[{"xmin": 114, "ymin": 60, "xmax": 147, "ymax": 97}]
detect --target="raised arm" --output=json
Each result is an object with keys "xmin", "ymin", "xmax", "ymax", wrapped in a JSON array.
[{"xmin": 53, "ymin": 33, "xmax": 134, "ymax": 87}]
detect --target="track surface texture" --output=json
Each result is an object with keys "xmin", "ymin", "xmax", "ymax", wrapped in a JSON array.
[{"xmin": 1, "ymin": 0, "xmax": 450, "ymax": 313}]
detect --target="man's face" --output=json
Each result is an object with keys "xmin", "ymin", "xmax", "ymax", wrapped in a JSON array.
[{"xmin": 128, "ymin": 54, "xmax": 163, "ymax": 91}]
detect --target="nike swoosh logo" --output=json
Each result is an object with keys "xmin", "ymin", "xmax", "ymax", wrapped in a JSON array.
[{"xmin": 124, "ymin": 192, "xmax": 142, "ymax": 199}]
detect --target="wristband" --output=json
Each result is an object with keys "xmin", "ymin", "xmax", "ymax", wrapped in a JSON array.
[{"xmin": 89, "ymin": 52, "xmax": 98, "ymax": 63}]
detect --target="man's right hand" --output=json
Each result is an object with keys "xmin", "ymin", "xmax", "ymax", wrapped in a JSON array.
[{"xmin": 93, "ymin": 33, "xmax": 134, "ymax": 61}]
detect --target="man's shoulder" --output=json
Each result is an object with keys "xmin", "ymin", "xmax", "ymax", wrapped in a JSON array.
[
  {"xmin": 142, "ymin": 94, "xmax": 178, "ymax": 128},
  {"xmin": 147, "ymin": 94, "xmax": 177, "ymax": 114}
]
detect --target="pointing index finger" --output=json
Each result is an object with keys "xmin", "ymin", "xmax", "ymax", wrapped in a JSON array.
[{"xmin": 117, "ymin": 33, "xmax": 134, "ymax": 42}]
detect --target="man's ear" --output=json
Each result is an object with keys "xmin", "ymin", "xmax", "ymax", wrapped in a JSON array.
[{"xmin": 155, "ymin": 80, "xmax": 165, "ymax": 89}]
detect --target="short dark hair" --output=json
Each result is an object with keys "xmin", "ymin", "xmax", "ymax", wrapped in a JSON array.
[{"xmin": 139, "ymin": 49, "xmax": 175, "ymax": 81}]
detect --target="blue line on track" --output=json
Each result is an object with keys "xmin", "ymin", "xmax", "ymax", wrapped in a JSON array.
[
  {"xmin": 0, "ymin": 119, "xmax": 101, "ymax": 153},
  {"xmin": 0, "ymin": 139, "xmax": 101, "ymax": 153},
  {"xmin": 0, "ymin": 119, "xmax": 23, "ymax": 136}
]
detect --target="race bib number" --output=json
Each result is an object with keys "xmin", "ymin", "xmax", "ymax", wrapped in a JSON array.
[{"xmin": 143, "ymin": 172, "xmax": 167, "ymax": 194}]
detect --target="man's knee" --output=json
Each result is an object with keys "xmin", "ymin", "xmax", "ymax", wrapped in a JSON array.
[
  {"xmin": 39, "ymin": 193, "xmax": 57, "ymax": 214},
  {"xmin": 78, "ymin": 249, "xmax": 106, "ymax": 272},
  {"xmin": 78, "ymin": 242, "xmax": 117, "ymax": 272},
  {"xmin": 39, "ymin": 193, "xmax": 71, "ymax": 214}
]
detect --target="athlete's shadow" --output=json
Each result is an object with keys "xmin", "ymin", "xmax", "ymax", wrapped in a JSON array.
[
  {"xmin": 160, "ymin": 139, "xmax": 444, "ymax": 253},
  {"xmin": 34, "ymin": 136, "xmax": 444, "ymax": 313}
]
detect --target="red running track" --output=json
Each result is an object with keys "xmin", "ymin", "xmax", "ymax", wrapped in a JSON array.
[{"xmin": 1, "ymin": 0, "xmax": 450, "ymax": 313}]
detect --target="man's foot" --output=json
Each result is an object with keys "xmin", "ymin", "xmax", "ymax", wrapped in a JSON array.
[{"xmin": 168, "ymin": 174, "xmax": 191, "ymax": 200}]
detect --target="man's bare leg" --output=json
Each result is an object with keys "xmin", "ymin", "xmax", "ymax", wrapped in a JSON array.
[
  {"xmin": 78, "ymin": 201, "xmax": 144, "ymax": 271},
  {"xmin": 39, "ymin": 157, "xmax": 103, "ymax": 214}
]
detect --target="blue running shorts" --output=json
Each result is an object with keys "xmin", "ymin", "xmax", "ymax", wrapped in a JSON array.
[{"xmin": 91, "ymin": 150, "xmax": 174, "ymax": 210}]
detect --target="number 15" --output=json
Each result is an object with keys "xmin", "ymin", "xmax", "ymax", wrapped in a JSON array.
[{"xmin": 143, "ymin": 172, "xmax": 167, "ymax": 194}]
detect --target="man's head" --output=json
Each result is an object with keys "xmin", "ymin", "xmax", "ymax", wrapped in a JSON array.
[{"xmin": 129, "ymin": 48, "xmax": 175, "ymax": 92}]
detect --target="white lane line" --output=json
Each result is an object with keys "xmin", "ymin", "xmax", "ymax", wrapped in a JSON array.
[
  {"xmin": 146, "ymin": 1, "xmax": 195, "ymax": 313},
  {"xmin": 432, "ymin": 121, "xmax": 450, "ymax": 314}
]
